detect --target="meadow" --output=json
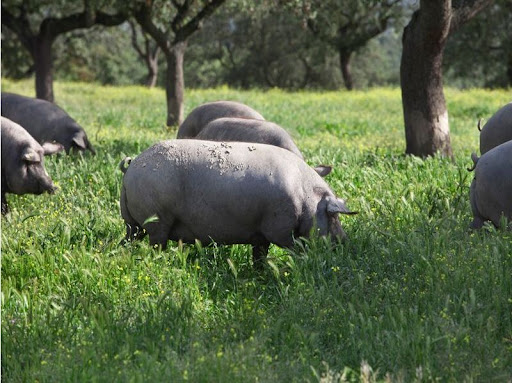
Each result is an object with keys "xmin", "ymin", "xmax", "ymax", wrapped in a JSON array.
[{"xmin": 1, "ymin": 79, "xmax": 511, "ymax": 382}]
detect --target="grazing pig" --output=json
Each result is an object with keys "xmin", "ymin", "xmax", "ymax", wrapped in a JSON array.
[
  {"xmin": 469, "ymin": 140, "xmax": 512, "ymax": 229},
  {"xmin": 196, "ymin": 117, "xmax": 304, "ymax": 159},
  {"xmin": 119, "ymin": 140, "xmax": 356, "ymax": 264},
  {"xmin": 479, "ymin": 103, "xmax": 512, "ymax": 155},
  {"xmin": 177, "ymin": 101, "xmax": 265, "ymax": 138},
  {"xmin": 1, "ymin": 117, "xmax": 62, "ymax": 215},
  {"xmin": 1, "ymin": 92, "xmax": 95, "ymax": 154}
]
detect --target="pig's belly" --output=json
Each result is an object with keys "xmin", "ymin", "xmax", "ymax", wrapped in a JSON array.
[{"xmin": 167, "ymin": 218, "xmax": 264, "ymax": 245}]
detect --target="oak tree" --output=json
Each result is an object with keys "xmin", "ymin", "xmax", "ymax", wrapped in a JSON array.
[
  {"xmin": 133, "ymin": 0, "xmax": 226, "ymax": 126},
  {"xmin": 303, "ymin": 0, "xmax": 403, "ymax": 90},
  {"xmin": 400, "ymin": 0, "xmax": 492, "ymax": 157},
  {"xmin": 2, "ymin": 0, "xmax": 127, "ymax": 102}
]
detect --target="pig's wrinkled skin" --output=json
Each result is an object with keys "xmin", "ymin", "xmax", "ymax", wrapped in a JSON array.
[
  {"xmin": 479, "ymin": 103, "xmax": 512, "ymax": 155},
  {"xmin": 1, "ymin": 92, "xmax": 95, "ymax": 154},
  {"xmin": 1, "ymin": 117, "xmax": 62, "ymax": 215},
  {"xmin": 196, "ymin": 117, "xmax": 304, "ymax": 159},
  {"xmin": 119, "ymin": 140, "xmax": 356, "ymax": 264},
  {"xmin": 469, "ymin": 140, "xmax": 512, "ymax": 229},
  {"xmin": 177, "ymin": 101, "xmax": 265, "ymax": 139}
]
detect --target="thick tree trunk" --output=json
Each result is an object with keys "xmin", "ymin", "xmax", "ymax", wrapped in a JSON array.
[
  {"xmin": 400, "ymin": 5, "xmax": 453, "ymax": 158},
  {"xmin": 33, "ymin": 36, "xmax": 55, "ymax": 102},
  {"xmin": 339, "ymin": 50, "xmax": 354, "ymax": 90},
  {"xmin": 165, "ymin": 41, "xmax": 187, "ymax": 126}
]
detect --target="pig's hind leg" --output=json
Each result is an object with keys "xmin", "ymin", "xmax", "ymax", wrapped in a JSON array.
[
  {"xmin": 123, "ymin": 223, "xmax": 146, "ymax": 243},
  {"xmin": 120, "ymin": 186, "xmax": 146, "ymax": 244},
  {"xmin": 146, "ymin": 221, "xmax": 173, "ymax": 250},
  {"xmin": 251, "ymin": 242, "xmax": 270, "ymax": 269}
]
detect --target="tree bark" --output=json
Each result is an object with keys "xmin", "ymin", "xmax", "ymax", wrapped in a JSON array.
[
  {"xmin": 339, "ymin": 50, "xmax": 354, "ymax": 90},
  {"xmin": 33, "ymin": 35, "xmax": 55, "ymax": 102},
  {"xmin": 400, "ymin": 0, "xmax": 491, "ymax": 158},
  {"xmin": 146, "ymin": 54, "xmax": 159, "ymax": 88},
  {"xmin": 400, "ymin": 2, "xmax": 453, "ymax": 158},
  {"xmin": 165, "ymin": 41, "xmax": 187, "ymax": 126}
]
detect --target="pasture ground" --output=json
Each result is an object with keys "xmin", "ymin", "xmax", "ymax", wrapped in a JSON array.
[{"xmin": 1, "ymin": 79, "xmax": 511, "ymax": 382}]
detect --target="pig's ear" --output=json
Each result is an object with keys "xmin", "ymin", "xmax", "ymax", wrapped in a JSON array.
[
  {"xmin": 326, "ymin": 197, "xmax": 358, "ymax": 215},
  {"xmin": 72, "ymin": 134, "xmax": 87, "ymax": 151},
  {"xmin": 42, "ymin": 141, "xmax": 64, "ymax": 155},
  {"xmin": 313, "ymin": 165, "xmax": 332, "ymax": 177},
  {"xmin": 21, "ymin": 148, "xmax": 41, "ymax": 163}
]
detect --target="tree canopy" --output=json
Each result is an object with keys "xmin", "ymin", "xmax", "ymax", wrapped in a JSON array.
[{"xmin": 2, "ymin": 0, "xmax": 508, "ymax": 92}]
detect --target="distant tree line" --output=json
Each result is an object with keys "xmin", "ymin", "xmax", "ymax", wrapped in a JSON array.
[
  {"xmin": 2, "ymin": 0, "xmax": 509, "ymax": 157},
  {"xmin": 3, "ymin": 1, "xmax": 510, "ymax": 93}
]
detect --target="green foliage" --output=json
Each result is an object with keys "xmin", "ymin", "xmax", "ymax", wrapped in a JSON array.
[
  {"xmin": 3, "ymin": 1, "xmax": 509, "ymax": 90},
  {"xmin": 2, "ymin": 79, "xmax": 512, "ymax": 381},
  {"xmin": 2, "ymin": 0, "xmax": 85, "ymax": 24},
  {"xmin": 349, "ymin": 30, "xmax": 402, "ymax": 88},
  {"xmin": 187, "ymin": 1, "xmax": 405, "ymax": 90},
  {"xmin": 0, "ymin": 28, "xmax": 33, "ymax": 79},
  {"xmin": 53, "ymin": 24, "xmax": 147, "ymax": 85},
  {"xmin": 299, "ymin": 0, "xmax": 405, "ymax": 48},
  {"xmin": 444, "ymin": 0, "xmax": 512, "ymax": 88},
  {"xmin": 2, "ymin": 0, "xmax": 127, "ymax": 30}
]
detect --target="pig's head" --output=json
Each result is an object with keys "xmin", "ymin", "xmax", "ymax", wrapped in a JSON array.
[
  {"xmin": 7, "ymin": 145, "xmax": 57, "ymax": 196},
  {"xmin": 66, "ymin": 125, "xmax": 96, "ymax": 155},
  {"xmin": 315, "ymin": 194, "xmax": 357, "ymax": 242}
]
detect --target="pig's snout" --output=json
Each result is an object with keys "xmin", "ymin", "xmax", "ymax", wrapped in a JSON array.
[
  {"xmin": 47, "ymin": 183, "xmax": 58, "ymax": 194},
  {"xmin": 38, "ymin": 176, "xmax": 58, "ymax": 194}
]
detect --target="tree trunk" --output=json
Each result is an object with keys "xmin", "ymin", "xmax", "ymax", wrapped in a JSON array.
[
  {"xmin": 339, "ymin": 50, "xmax": 354, "ymax": 90},
  {"xmin": 146, "ymin": 55, "xmax": 159, "ymax": 88},
  {"xmin": 400, "ymin": 4, "xmax": 453, "ymax": 158},
  {"xmin": 165, "ymin": 41, "xmax": 187, "ymax": 126},
  {"xmin": 33, "ymin": 36, "xmax": 55, "ymax": 102}
]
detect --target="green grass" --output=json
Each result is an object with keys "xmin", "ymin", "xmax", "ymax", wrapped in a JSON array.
[{"xmin": 2, "ymin": 79, "xmax": 511, "ymax": 382}]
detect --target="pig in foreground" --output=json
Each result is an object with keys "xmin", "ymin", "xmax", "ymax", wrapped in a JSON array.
[
  {"xmin": 195, "ymin": 117, "xmax": 304, "ymax": 159},
  {"xmin": 1, "ymin": 92, "xmax": 95, "ymax": 154},
  {"xmin": 469, "ymin": 140, "xmax": 512, "ymax": 229},
  {"xmin": 119, "ymin": 140, "xmax": 356, "ymax": 264},
  {"xmin": 1, "ymin": 117, "xmax": 62, "ymax": 215},
  {"xmin": 479, "ymin": 102, "xmax": 512, "ymax": 155},
  {"xmin": 177, "ymin": 101, "xmax": 265, "ymax": 138}
]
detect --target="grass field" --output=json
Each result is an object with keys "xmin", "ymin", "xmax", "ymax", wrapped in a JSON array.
[{"xmin": 1, "ymin": 79, "xmax": 511, "ymax": 382}]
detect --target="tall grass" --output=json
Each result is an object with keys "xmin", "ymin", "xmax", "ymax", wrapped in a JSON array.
[{"xmin": 2, "ymin": 79, "xmax": 511, "ymax": 382}]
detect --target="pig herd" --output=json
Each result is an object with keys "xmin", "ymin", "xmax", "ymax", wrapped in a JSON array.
[
  {"xmin": 468, "ymin": 103, "xmax": 512, "ymax": 229},
  {"xmin": 1, "ymin": 92, "xmax": 511, "ymax": 266},
  {"xmin": 1, "ymin": 92, "xmax": 95, "ymax": 215}
]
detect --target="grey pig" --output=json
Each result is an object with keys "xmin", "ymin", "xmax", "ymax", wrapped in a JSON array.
[
  {"xmin": 469, "ymin": 140, "xmax": 512, "ymax": 229},
  {"xmin": 195, "ymin": 117, "xmax": 304, "ymax": 159},
  {"xmin": 1, "ymin": 117, "xmax": 62, "ymax": 215},
  {"xmin": 119, "ymin": 139, "xmax": 356, "ymax": 265},
  {"xmin": 1, "ymin": 92, "xmax": 95, "ymax": 154},
  {"xmin": 177, "ymin": 101, "xmax": 264, "ymax": 138},
  {"xmin": 479, "ymin": 102, "xmax": 512, "ymax": 155}
]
